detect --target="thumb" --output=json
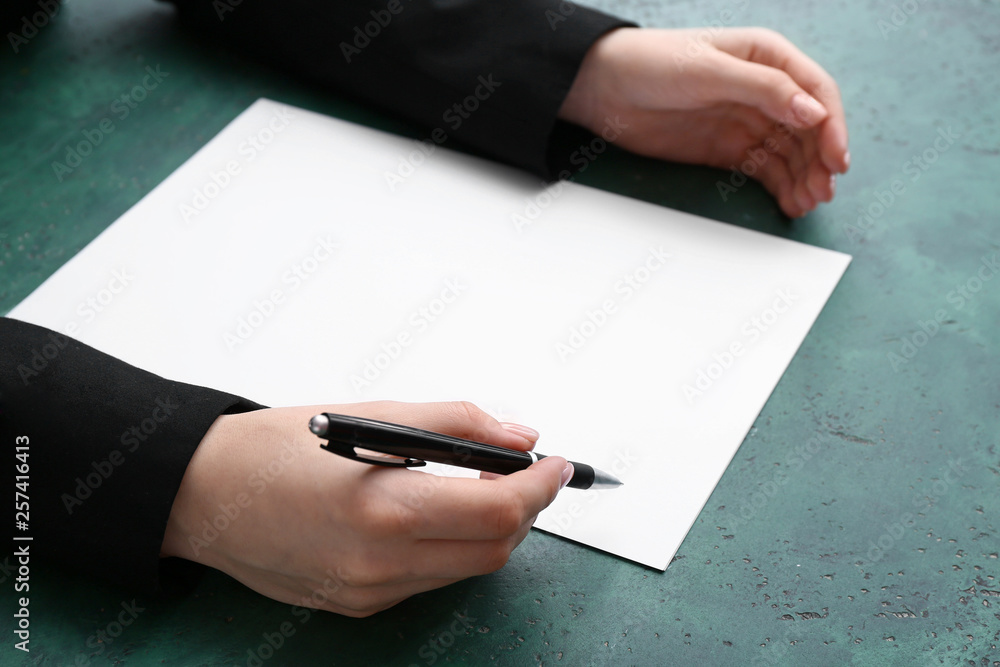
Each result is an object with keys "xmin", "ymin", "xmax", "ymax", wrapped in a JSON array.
[
  {"xmin": 709, "ymin": 51, "xmax": 829, "ymax": 129},
  {"xmin": 503, "ymin": 455, "xmax": 574, "ymax": 511}
]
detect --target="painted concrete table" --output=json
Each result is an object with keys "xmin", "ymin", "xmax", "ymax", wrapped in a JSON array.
[{"xmin": 1, "ymin": 0, "xmax": 997, "ymax": 664}]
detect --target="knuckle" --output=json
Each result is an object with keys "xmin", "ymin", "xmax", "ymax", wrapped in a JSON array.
[
  {"xmin": 383, "ymin": 501, "xmax": 420, "ymax": 536},
  {"xmin": 451, "ymin": 400, "xmax": 485, "ymax": 424},
  {"xmin": 446, "ymin": 400, "xmax": 494, "ymax": 441},
  {"xmin": 336, "ymin": 588, "xmax": 387, "ymax": 617},
  {"xmin": 339, "ymin": 556, "xmax": 386, "ymax": 589},
  {"xmin": 354, "ymin": 492, "xmax": 417, "ymax": 538},
  {"xmin": 750, "ymin": 26, "xmax": 783, "ymax": 44},
  {"xmin": 490, "ymin": 488, "xmax": 526, "ymax": 536},
  {"xmin": 479, "ymin": 543, "xmax": 513, "ymax": 574},
  {"xmin": 761, "ymin": 67, "xmax": 795, "ymax": 91},
  {"xmin": 392, "ymin": 506, "xmax": 425, "ymax": 539}
]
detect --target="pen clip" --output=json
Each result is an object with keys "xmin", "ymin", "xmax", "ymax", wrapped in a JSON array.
[{"xmin": 319, "ymin": 438, "xmax": 427, "ymax": 469}]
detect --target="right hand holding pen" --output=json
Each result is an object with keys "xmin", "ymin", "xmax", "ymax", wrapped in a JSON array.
[{"xmin": 160, "ymin": 401, "xmax": 571, "ymax": 617}]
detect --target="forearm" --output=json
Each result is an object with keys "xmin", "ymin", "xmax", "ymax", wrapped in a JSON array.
[
  {"xmin": 1, "ymin": 317, "xmax": 262, "ymax": 591},
  {"xmin": 165, "ymin": 0, "xmax": 635, "ymax": 178}
]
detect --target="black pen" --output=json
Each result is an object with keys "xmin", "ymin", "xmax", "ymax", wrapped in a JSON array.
[{"xmin": 309, "ymin": 413, "xmax": 623, "ymax": 490}]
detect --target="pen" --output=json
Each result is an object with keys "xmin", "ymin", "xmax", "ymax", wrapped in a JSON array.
[{"xmin": 309, "ymin": 413, "xmax": 623, "ymax": 490}]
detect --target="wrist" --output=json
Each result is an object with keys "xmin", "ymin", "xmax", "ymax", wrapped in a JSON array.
[
  {"xmin": 160, "ymin": 413, "xmax": 239, "ymax": 564},
  {"xmin": 557, "ymin": 27, "xmax": 633, "ymax": 130}
]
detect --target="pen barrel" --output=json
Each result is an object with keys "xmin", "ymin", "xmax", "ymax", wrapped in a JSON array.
[
  {"xmin": 315, "ymin": 413, "xmax": 535, "ymax": 473},
  {"xmin": 454, "ymin": 446, "xmax": 534, "ymax": 476},
  {"xmin": 565, "ymin": 462, "xmax": 595, "ymax": 490},
  {"xmin": 312, "ymin": 414, "xmax": 607, "ymax": 489},
  {"xmin": 360, "ymin": 432, "xmax": 535, "ymax": 473},
  {"xmin": 535, "ymin": 454, "xmax": 594, "ymax": 489}
]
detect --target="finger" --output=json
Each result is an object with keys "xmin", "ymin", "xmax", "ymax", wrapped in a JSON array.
[
  {"xmin": 315, "ymin": 576, "xmax": 466, "ymax": 617},
  {"xmin": 772, "ymin": 125, "xmax": 807, "ymax": 180},
  {"xmin": 498, "ymin": 422, "xmax": 540, "ymax": 450},
  {"xmin": 793, "ymin": 178, "xmax": 815, "ymax": 215},
  {"xmin": 713, "ymin": 28, "xmax": 849, "ymax": 173},
  {"xmin": 817, "ymin": 113, "xmax": 850, "ymax": 175},
  {"xmin": 405, "ymin": 455, "xmax": 569, "ymax": 540},
  {"xmin": 356, "ymin": 400, "xmax": 538, "ymax": 451},
  {"xmin": 701, "ymin": 51, "xmax": 828, "ymax": 131},
  {"xmin": 315, "ymin": 522, "xmax": 531, "ymax": 606},
  {"xmin": 760, "ymin": 125, "xmax": 811, "ymax": 212},
  {"xmin": 750, "ymin": 151, "xmax": 805, "ymax": 218},
  {"xmin": 352, "ymin": 524, "xmax": 534, "ymax": 587},
  {"xmin": 794, "ymin": 126, "xmax": 822, "ymax": 203},
  {"xmin": 412, "ymin": 528, "xmax": 534, "ymax": 581},
  {"xmin": 807, "ymin": 160, "xmax": 835, "ymax": 204}
]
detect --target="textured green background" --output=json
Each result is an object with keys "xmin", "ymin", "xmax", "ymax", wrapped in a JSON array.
[{"xmin": 2, "ymin": 0, "xmax": 998, "ymax": 665}]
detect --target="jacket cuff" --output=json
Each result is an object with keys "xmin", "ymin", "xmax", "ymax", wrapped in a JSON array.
[{"xmin": 1, "ymin": 317, "xmax": 264, "ymax": 592}]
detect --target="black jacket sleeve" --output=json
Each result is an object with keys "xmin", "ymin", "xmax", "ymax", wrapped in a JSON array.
[
  {"xmin": 165, "ymin": 0, "xmax": 636, "ymax": 178},
  {"xmin": 1, "ymin": 317, "xmax": 263, "ymax": 592}
]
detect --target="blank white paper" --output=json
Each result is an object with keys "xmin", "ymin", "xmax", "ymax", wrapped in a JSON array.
[{"xmin": 10, "ymin": 99, "xmax": 850, "ymax": 570}]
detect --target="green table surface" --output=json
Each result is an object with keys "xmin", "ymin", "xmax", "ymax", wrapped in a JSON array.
[{"xmin": 2, "ymin": 0, "xmax": 998, "ymax": 665}]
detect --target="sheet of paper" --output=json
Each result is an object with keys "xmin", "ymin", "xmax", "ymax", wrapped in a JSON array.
[{"xmin": 10, "ymin": 99, "xmax": 850, "ymax": 570}]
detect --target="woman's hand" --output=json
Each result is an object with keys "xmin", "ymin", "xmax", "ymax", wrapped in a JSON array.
[
  {"xmin": 559, "ymin": 27, "xmax": 850, "ymax": 218},
  {"xmin": 160, "ymin": 401, "xmax": 571, "ymax": 617}
]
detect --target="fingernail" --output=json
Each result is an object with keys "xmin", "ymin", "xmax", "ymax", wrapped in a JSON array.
[
  {"xmin": 500, "ymin": 422, "xmax": 540, "ymax": 441},
  {"xmin": 843, "ymin": 150, "xmax": 851, "ymax": 172},
  {"xmin": 560, "ymin": 462, "xmax": 574, "ymax": 489},
  {"xmin": 791, "ymin": 93, "xmax": 827, "ymax": 125},
  {"xmin": 829, "ymin": 174, "xmax": 836, "ymax": 196}
]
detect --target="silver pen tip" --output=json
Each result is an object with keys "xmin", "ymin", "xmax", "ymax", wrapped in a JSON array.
[{"xmin": 590, "ymin": 468, "xmax": 624, "ymax": 489}]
